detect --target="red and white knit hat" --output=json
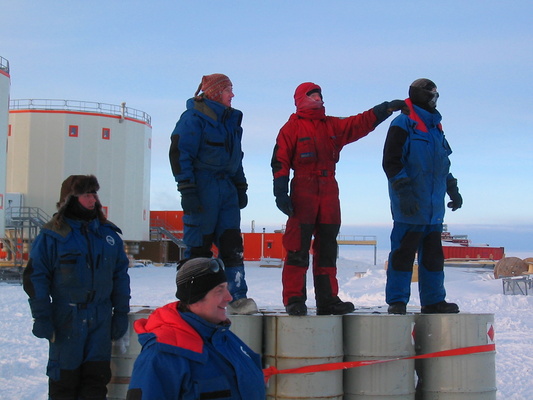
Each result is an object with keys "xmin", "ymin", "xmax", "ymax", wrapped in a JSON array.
[{"xmin": 194, "ymin": 73, "xmax": 232, "ymax": 103}]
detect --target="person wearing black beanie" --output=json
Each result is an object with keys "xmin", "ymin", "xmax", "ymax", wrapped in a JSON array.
[
  {"xmin": 126, "ymin": 258, "xmax": 266, "ymax": 400},
  {"xmin": 382, "ymin": 79, "xmax": 462, "ymax": 315}
]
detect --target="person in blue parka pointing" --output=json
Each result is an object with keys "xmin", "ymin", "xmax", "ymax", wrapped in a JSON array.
[
  {"xmin": 169, "ymin": 73, "xmax": 257, "ymax": 315},
  {"xmin": 23, "ymin": 174, "xmax": 131, "ymax": 400}
]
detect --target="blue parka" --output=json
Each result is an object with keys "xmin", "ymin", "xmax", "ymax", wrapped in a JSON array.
[
  {"xmin": 169, "ymin": 97, "xmax": 246, "ymax": 189},
  {"xmin": 23, "ymin": 217, "xmax": 130, "ymax": 378},
  {"xmin": 127, "ymin": 302, "xmax": 265, "ymax": 400},
  {"xmin": 383, "ymin": 100, "xmax": 454, "ymax": 225},
  {"xmin": 169, "ymin": 97, "xmax": 248, "ymax": 286}
]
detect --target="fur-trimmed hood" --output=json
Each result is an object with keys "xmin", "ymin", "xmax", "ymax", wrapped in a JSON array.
[{"xmin": 53, "ymin": 174, "xmax": 107, "ymax": 228}]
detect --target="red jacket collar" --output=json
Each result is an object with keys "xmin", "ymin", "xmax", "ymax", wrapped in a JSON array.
[
  {"xmin": 405, "ymin": 98, "xmax": 442, "ymax": 133},
  {"xmin": 134, "ymin": 302, "xmax": 203, "ymax": 353}
]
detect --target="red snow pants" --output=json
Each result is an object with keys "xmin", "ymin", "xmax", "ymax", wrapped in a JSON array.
[{"xmin": 282, "ymin": 173, "xmax": 341, "ymax": 306}]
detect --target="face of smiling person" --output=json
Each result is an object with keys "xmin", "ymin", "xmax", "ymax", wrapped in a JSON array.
[
  {"xmin": 220, "ymin": 86, "xmax": 234, "ymax": 107},
  {"xmin": 77, "ymin": 193, "xmax": 98, "ymax": 210},
  {"xmin": 189, "ymin": 282, "xmax": 233, "ymax": 324}
]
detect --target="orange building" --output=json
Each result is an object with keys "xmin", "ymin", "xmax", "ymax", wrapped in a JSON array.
[{"xmin": 149, "ymin": 211, "xmax": 285, "ymax": 261}]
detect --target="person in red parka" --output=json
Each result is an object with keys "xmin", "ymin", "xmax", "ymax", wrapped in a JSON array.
[{"xmin": 271, "ymin": 82, "xmax": 407, "ymax": 316}]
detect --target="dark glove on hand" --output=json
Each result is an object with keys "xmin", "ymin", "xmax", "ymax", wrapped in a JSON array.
[
  {"xmin": 32, "ymin": 318, "xmax": 54, "ymax": 341},
  {"xmin": 179, "ymin": 185, "xmax": 202, "ymax": 214},
  {"xmin": 373, "ymin": 100, "xmax": 409, "ymax": 126},
  {"xmin": 235, "ymin": 183, "xmax": 248, "ymax": 209},
  {"xmin": 275, "ymin": 194, "xmax": 293, "ymax": 217},
  {"xmin": 387, "ymin": 99, "xmax": 410, "ymax": 115},
  {"xmin": 111, "ymin": 312, "xmax": 129, "ymax": 341},
  {"xmin": 446, "ymin": 178, "xmax": 463, "ymax": 211},
  {"xmin": 392, "ymin": 177, "xmax": 419, "ymax": 217},
  {"xmin": 273, "ymin": 176, "xmax": 293, "ymax": 217}
]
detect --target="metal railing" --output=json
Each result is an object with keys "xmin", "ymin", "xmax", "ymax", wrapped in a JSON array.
[
  {"xmin": 337, "ymin": 234, "xmax": 378, "ymax": 265},
  {"xmin": 5, "ymin": 206, "xmax": 51, "ymax": 229},
  {"xmin": 1, "ymin": 207, "xmax": 51, "ymax": 275},
  {"xmin": 9, "ymin": 99, "xmax": 151, "ymax": 125},
  {"xmin": 149, "ymin": 219, "xmax": 186, "ymax": 248},
  {"xmin": 0, "ymin": 56, "xmax": 9, "ymax": 73}
]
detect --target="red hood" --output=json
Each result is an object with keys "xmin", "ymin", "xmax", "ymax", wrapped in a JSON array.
[
  {"xmin": 294, "ymin": 82, "xmax": 321, "ymax": 107},
  {"xmin": 293, "ymin": 82, "xmax": 325, "ymax": 119},
  {"xmin": 134, "ymin": 301, "xmax": 203, "ymax": 353}
]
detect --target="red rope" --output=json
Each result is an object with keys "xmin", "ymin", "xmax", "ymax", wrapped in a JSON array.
[{"xmin": 263, "ymin": 344, "xmax": 495, "ymax": 383}]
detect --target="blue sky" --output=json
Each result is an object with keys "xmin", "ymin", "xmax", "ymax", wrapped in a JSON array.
[{"xmin": 2, "ymin": 1, "xmax": 532, "ymax": 252}]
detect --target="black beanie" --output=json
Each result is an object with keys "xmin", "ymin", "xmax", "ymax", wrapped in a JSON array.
[{"xmin": 176, "ymin": 258, "xmax": 227, "ymax": 304}]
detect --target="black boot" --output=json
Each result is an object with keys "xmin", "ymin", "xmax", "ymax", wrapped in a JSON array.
[
  {"xmin": 314, "ymin": 275, "xmax": 354, "ymax": 315},
  {"xmin": 286, "ymin": 302, "xmax": 308, "ymax": 316},
  {"xmin": 388, "ymin": 302, "xmax": 407, "ymax": 315},
  {"xmin": 421, "ymin": 301, "xmax": 459, "ymax": 314},
  {"xmin": 317, "ymin": 298, "xmax": 355, "ymax": 315}
]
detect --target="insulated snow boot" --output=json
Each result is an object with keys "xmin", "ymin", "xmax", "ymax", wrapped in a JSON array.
[
  {"xmin": 314, "ymin": 274, "xmax": 355, "ymax": 315},
  {"xmin": 285, "ymin": 302, "xmax": 308, "ymax": 316},
  {"xmin": 421, "ymin": 301, "xmax": 459, "ymax": 314},
  {"xmin": 316, "ymin": 299, "xmax": 354, "ymax": 315},
  {"xmin": 227, "ymin": 298, "xmax": 258, "ymax": 315},
  {"xmin": 387, "ymin": 302, "xmax": 407, "ymax": 315}
]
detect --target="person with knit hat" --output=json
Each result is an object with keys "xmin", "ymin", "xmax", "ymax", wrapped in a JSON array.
[
  {"xmin": 272, "ymin": 82, "xmax": 408, "ymax": 316},
  {"xmin": 169, "ymin": 73, "xmax": 258, "ymax": 315},
  {"xmin": 126, "ymin": 258, "xmax": 266, "ymax": 400},
  {"xmin": 382, "ymin": 78, "xmax": 462, "ymax": 315},
  {"xmin": 23, "ymin": 175, "xmax": 131, "ymax": 400}
]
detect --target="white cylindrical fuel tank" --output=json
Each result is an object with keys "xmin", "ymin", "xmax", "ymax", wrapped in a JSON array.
[
  {"xmin": 0, "ymin": 57, "xmax": 10, "ymax": 235},
  {"xmin": 7, "ymin": 99, "xmax": 151, "ymax": 242},
  {"xmin": 264, "ymin": 314, "xmax": 344, "ymax": 400},
  {"xmin": 414, "ymin": 313, "xmax": 496, "ymax": 400},
  {"xmin": 229, "ymin": 313, "xmax": 263, "ymax": 355},
  {"xmin": 343, "ymin": 314, "xmax": 416, "ymax": 399}
]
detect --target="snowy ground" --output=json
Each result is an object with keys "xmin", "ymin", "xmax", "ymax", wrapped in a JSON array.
[{"xmin": 1, "ymin": 248, "xmax": 532, "ymax": 399}]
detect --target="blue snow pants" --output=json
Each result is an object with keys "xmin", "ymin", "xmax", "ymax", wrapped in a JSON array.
[
  {"xmin": 386, "ymin": 222, "xmax": 446, "ymax": 306},
  {"xmin": 183, "ymin": 171, "xmax": 248, "ymax": 301}
]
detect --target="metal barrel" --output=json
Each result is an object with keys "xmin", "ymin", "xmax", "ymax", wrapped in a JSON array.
[
  {"xmin": 264, "ymin": 314, "xmax": 344, "ymax": 400},
  {"xmin": 343, "ymin": 314, "xmax": 416, "ymax": 399},
  {"xmin": 414, "ymin": 313, "xmax": 496, "ymax": 400},
  {"xmin": 228, "ymin": 313, "xmax": 264, "ymax": 355},
  {"xmin": 107, "ymin": 307, "xmax": 154, "ymax": 400}
]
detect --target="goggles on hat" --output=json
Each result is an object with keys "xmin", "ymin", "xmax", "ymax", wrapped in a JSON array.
[{"xmin": 177, "ymin": 258, "xmax": 224, "ymax": 283}]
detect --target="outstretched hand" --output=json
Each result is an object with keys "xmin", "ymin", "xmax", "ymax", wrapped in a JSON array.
[{"xmin": 387, "ymin": 100, "xmax": 410, "ymax": 115}]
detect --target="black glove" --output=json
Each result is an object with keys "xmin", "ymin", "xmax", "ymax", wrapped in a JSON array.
[
  {"xmin": 392, "ymin": 177, "xmax": 419, "ymax": 217},
  {"xmin": 32, "ymin": 318, "xmax": 54, "ymax": 341},
  {"xmin": 373, "ymin": 100, "xmax": 409, "ymax": 126},
  {"xmin": 235, "ymin": 182, "xmax": 248, "ymax": 209},
  {"xmin": 387, "ymin": 100, "xmax": 410, "ymax": 115},
  {"xmin": 273, "ymin": 176, "xmax": 293, "ymax": 217},
  {"xmin": 446, "ymin": 178, "xmax": 463, "ymax": 211},
  {"xmin": 178, "ymin": 185, "xmax": 202, "ymax": 214},
  {"xmin": 111, "ymin": 312, "xmax": 129, "ymax": 340},
  {"xmin": 28, "ymin": 298, "xmax": 54, "ymax": 340}
]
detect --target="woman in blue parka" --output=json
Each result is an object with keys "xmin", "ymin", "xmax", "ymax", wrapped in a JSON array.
[
  {"xmin": 23, "ymin": 175, "xmax": 131, "ymax": 400},
  {"xmin": 382, "ymin": 79, "xmax": 463, "ymax": 315},
  {"xmin": 169, "ymin": 73, "xmax": 257, "ymax": 315},
  {"xmin": 126, "ymin": 258, "xmax": 266, "ymax": 400}
]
